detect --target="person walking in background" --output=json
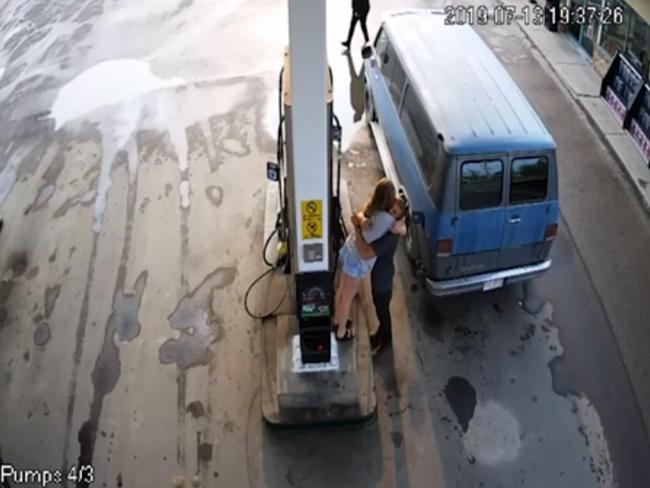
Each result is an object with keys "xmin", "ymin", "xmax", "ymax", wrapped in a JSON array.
[{"xmin": 342, "ymin": 0, "xmax": 370, "ymax": 50}]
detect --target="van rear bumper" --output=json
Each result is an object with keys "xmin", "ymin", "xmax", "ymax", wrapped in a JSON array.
[{"xmin": 425, "ymin": 259, "xmax": 552, "ymax": 297}]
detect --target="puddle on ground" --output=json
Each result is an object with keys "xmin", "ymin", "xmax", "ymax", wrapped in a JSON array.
[
  {"xmin": 33, "ymin": 322, "xmax": 51, "ymax": 347},
  {"xmin": 549, "ymin": 354, "xmax": 579, "ymax": 397},
  {"xmin": 443, "ymin": 376, "xmax": 477, "ymax": 433},
  {"xmin": 159, "ymin": 266, "xmax": 236, "ymax": 369}
]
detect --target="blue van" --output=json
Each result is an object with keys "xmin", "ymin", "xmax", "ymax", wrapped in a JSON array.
[{"xmin": 363, "ymin": 10, "xmax": 559, "ymax": 296}]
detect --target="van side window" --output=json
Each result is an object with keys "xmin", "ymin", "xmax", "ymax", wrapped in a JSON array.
[
  {"xmin": 460, "ymin": 160, "xmax": 503, "ymax": 211},
  {"xmin": 375, "ymin": 29, "xmax": 389, "ymax": 66},
  {"xmin": 389, "ymin": 60, "xmax": 406, "ymax": 104},
  {"xmin": 510, "ymin": 157, "xmax": 548, "ymax": 203},
  {"xmin": 380, "ymin": 41, "xmax": 394, "ymax": 79},
  {"xmin": 400, "ymin": 87, "xmax": 439, "ymax": 197}
]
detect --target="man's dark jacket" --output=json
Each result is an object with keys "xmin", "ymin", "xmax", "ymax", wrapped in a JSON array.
[
  {"xmin": 353, "ymin": 0, "xmax": 370, "ymax": 15},
  {"xmin": 370, "ymin": 232, "xmax": 399, "ymax": 296}
]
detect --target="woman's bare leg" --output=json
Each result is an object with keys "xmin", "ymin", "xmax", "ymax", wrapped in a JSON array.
[
  {"xmin": 334, "ymin": 271, "xmax": 348, "ymax": 335},
  {"xmin": 334, "ymin": 270, "xmax": 343, "ymax": 312},
  {"xmin": 335, "ymin": 273, "xmax": 362, "ymax": 338}
]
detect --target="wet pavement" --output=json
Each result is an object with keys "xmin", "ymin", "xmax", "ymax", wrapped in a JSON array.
[{"xmin": 1, "ymin": 0, "xmax": 649, "ymax": 487}]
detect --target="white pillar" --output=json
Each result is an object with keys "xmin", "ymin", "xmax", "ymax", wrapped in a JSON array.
[{"xmin": 288, "ymin": 0, "xmax": 330, "ymax": 273}]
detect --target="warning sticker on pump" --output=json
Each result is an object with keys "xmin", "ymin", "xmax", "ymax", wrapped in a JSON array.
[{"xmin": 301, "ymin": 199, "xmax": 322, "ymax": 239}]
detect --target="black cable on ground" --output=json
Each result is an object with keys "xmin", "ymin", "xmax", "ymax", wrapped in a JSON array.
[
  {"xmin": 262, "ymin": 226, "xmax": 278, "ymax": 268},
  {"xmin": 244, "ymin": 213, "xmax": 289, "ymax": 320},
  {"xmin": 244, "ymin": 266, "xmax": 288, "ymax": 320}
]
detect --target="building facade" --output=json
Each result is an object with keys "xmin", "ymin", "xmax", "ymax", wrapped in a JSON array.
[{"xmin": 560, "ymin": 0, "xmax": 650, "ymax": 78}]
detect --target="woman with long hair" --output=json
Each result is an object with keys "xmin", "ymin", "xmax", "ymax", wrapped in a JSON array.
[{"xmin": 334, "ymin": 178, "xmax": 406, "ymax": 340}]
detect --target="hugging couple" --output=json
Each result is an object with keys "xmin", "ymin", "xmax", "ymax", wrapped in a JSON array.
[{"xmin": 334, "ymin": 178, "xmax": 406, "ymax": 354}]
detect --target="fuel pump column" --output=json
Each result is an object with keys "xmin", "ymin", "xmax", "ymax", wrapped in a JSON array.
[{"xmin": 258, "ymin": 0, "xmax": 376, "ymax": 427}]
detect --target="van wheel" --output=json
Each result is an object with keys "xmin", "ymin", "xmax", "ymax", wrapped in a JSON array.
[
  {"xmin": 405, "ymin": 219, "xmax": 419, "ymax": 261},
  {"xmin": 365, "ymin": 91, "xmax": 377, "ymax": 124}
]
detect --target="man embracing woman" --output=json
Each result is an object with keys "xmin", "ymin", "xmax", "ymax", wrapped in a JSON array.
[{"xmin": 334, "ymin": 177, "xmax": 406, "ymax": 355}]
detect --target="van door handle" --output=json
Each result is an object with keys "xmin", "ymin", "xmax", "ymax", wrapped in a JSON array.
[{"xmin": 508, "ymin": 216, "xmax": 521, "ymax": 224}]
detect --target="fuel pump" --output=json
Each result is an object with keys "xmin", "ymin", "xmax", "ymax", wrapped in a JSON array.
[{"xmin": 258, "ymin": 0, "xmax": 376, "ymax": 427}]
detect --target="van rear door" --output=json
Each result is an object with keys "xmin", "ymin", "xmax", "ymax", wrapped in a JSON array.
[
  {"xmin": 498, "ymin": 155, "xmax": 551, "ymax": 269},
  {"xmin": 451, "ymin": 158, "xmax": 506, "ymax": 276}
]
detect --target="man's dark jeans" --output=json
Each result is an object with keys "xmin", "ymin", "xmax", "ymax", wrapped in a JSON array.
[
  {"xmin": 372, "ymin": 290, "xmax": 393, "ymax": 346},
  {"xmin": 345, "ymin": 10, "xmax": 370, "ymax": 44}
]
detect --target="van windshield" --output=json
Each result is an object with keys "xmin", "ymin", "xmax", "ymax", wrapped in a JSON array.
[{"xmin": 510, "ymin": 156, "xmax": 549, "ymax": 204}]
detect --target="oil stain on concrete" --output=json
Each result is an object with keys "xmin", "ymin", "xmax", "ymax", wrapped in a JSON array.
[
  {"xmin": 77, "ymin": 270, "xmax": 148, "ymax": 484},
  {"xmin": 24, "ymin": 183, "xmax": 55, "ymax": 214},
  {"xmin": 159, "ymin": 266, "xmax": 237, "ymax": 369},
  {"xmin": 8, "ymin": 251, "xmax": 28, "ymax": 278},
  {"xmin": 425, "ymin": 296, "xmax": 618, "ymax": 486},
  {"xmin": 44, "ymin": 284, "xmax": 61, "ymax": 318},
  {"xmin": 92, "ymin": 270, "xmax": 148, "ymax": 397},
  {"xmin": 22, "ymin": 143, "xmax": 68, "ymax": 214},
  {"xmin": 26, "ymin": 266, "xmax": 39, "ymax": 280},
  {"xmin": 187, "ymin": 400, "xmax": 206, "ymax": 419},
  {"xmin": 205, "ymin": 185, "xmax": 223, "ymax": 208},
  {"xmin": 197, "ymin": 432, "xmax": 213, "ymax": 463}
]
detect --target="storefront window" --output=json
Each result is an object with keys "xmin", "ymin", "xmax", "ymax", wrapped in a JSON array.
[
  {"xmin": 626, "ymin": 9, "xmax": 650, "ymax": 74},
  {"xmin": 600, "ymin": 0, "xmax": 630, "ymax": 57}
]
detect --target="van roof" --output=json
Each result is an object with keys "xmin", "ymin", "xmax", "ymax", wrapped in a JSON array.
[{"xmin": 383, "ymin": 10, "xmax": 556, "ymax": 155}]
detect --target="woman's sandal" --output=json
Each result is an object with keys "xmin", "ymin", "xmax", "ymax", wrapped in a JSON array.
[{"xmin": 336, "ymin": 319, "xmax": 354, "ymax": 342}]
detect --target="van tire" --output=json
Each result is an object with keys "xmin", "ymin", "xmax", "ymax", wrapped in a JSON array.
[
  {"xmin": 405, "ymin": 218, "xmax": 419, "ymax": 261},
  {"xmin": 365, "ymin": 91, "xmax": 377, "ymax": 124}
]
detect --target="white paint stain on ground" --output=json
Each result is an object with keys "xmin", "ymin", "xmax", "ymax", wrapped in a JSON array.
[
  {"xmin": 179, "ymin": 180, "xmax": 190, "ymax": 209},
  {"xmin": 463, "ymin": 399, "xmax": 522, "ymax": 465},
  {"xmin": 49, "ymin": 59, "xmax": 186, "ymax": 232},
  {"xmin": 50, "ymin": 59, "xmax": 184, "ymax": 130},
  {"xmin": 47, "ymin": 59, "xmax": 244, "ymax": 230}
]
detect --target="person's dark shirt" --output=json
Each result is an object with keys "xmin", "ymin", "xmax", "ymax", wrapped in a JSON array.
[
  {"xmin": 352, "ymin": 0, "xmax": 370, "ymax": 15},
  {"xmin": 370, "ymin": 231, "xmax": 399, "ymax": 295}
]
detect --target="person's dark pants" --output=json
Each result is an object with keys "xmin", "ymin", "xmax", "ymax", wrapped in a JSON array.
[
  {"xmin": 372, "ymin": 290, "xmax": 393, "ymax": 346},
  {"xmin": 345, "ymin": 10, "xmax": 370, "ymax": 44}
]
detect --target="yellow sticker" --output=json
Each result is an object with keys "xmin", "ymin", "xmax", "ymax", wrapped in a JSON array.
[{"xmin": 301, "ymin": 199, "xmax": 322, "ymax": 239}]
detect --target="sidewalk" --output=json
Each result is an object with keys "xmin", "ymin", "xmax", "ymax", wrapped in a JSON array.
[{"xmin": 515, "ymin": 16, "xmax": 650, "ymax": 213}]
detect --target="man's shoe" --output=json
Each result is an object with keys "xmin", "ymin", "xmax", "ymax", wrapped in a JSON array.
[{"xmin": 370, "ymin": 333, "xmax": 382, "ymax": 355}]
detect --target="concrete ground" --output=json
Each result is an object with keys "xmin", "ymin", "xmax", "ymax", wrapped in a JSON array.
[{"xmin": 0, "ymin": 0, "xmax": 649, "ymax": 487}]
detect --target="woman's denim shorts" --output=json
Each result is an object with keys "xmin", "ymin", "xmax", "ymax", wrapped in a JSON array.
[{"xmin": 339, "ymin": 242, "xmax": 372, "ymax": 279}]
